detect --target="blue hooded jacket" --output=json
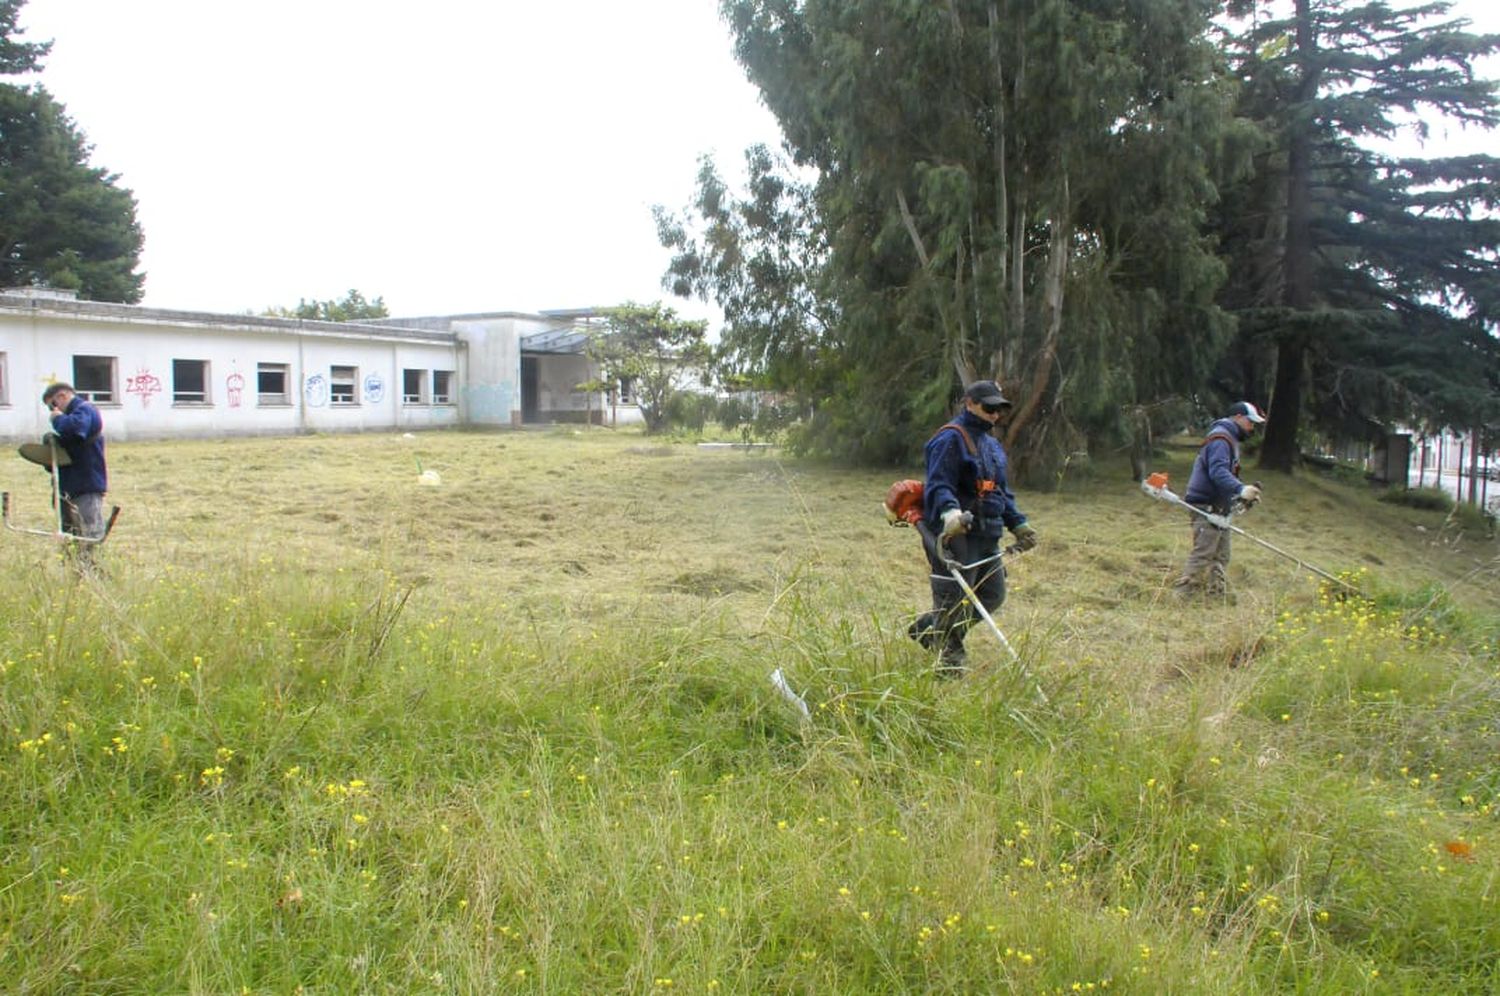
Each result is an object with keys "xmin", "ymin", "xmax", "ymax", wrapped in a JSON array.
[
  {"xmin": 921, "ymin": 408, "xmax": 1026, "ymax": 539},
  {"xmin": 1182, "ymin": 417, "xmax": 1247, "ymax": 510},
  {"xmin": 50, "ymin": 396, "xmax": 108, "ymax": 497}
]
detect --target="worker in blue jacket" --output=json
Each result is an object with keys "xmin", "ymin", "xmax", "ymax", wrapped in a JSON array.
[
  {"xmin": 1173, "ymin": 401, "xmax": 1265, "ymax": 596},
  {"xmin": 908, "ymin": 380, "xmax": 1037, "ymax": 676},
  {"xmin": 42, "ymin": 382, "xmax": 109, "ymax": 542}
]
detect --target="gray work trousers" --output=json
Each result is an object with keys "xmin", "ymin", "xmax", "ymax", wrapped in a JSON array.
[
  {"xmin": 1175, "ymin": 510, "xmax": 1231, "ymax": 594},
  {"xmin": 61, "ymin": 492, "xmax": 107, "ymax": 541}
]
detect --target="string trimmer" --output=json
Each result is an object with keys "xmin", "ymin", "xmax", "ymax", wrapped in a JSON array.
[
  {"xmin": 1141, "ymin": 472, "xmax": 1354, "ymax": 592},
  {"xmin": 884, "ymin": 479, "xmax": 1046, "ymax": 701},
  {"xmin": 3, "ymin": 434, "xmax": 120, "ymax": 546}
]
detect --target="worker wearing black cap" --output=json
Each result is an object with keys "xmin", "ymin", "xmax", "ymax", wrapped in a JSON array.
[{"xmin": 908, "ymin": 380, "xmax": 1036, "ymax": 676}]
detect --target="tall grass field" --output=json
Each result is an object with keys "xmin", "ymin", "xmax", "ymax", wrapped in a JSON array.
[{"xmin": 1, "ymin": 428, "xmax": 1496, "ymax": 993}]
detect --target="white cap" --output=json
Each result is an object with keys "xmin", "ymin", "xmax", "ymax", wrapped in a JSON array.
[{"xmin": 1228, "ymin": 401, "xmax": 1266, "ymax": 424}]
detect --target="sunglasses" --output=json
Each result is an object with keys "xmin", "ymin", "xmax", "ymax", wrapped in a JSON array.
[{"xmin": 980, "ymin": 403, "xmax": 1008, "ymax": 415}]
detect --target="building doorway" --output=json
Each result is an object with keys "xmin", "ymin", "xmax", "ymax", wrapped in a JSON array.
[{"xmin": 521, "ymin": 355, "xmax": 539, "ymax": 423}]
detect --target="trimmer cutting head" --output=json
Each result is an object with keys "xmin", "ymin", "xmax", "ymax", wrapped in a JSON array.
[{"xmin": 18, "ymin": 442, "xmax": 71, "ymax": 467}]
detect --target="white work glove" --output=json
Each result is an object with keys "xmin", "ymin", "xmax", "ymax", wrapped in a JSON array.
[
  {"xmin": 1238, "ymin": 484, "xmax": 1262, "ymax": 506},
  {"xmin": 940, "ymin": 508, "xmax": 967, "ymax": 539}
]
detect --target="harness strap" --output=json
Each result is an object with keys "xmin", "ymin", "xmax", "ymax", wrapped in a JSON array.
[
  {"xmin": 931, "ymin": 422, "xmax": 998, "ymax": 497},
  {"xmin": 932, "ymin": 421, "xmax": 978, "ymax": 456},
  {"xmin": 1200, "ymin": 430, "xmax": 1241, "ymax": 480}
]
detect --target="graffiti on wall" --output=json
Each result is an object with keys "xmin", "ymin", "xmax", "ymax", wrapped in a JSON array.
[
  {"xmin": 304, "ymin": 374, "xmax": 328, "ymax": 407},
  {"xmin": 226, "ymin": 371, "xmax": 245, "ymax": 408},
  {"xmin": 364, "ymin": 373, "xmax": 385, "ymax": 404},
  {"xmin": 126, "ymin": 368, "xmax": 162, "ymax": 407}
]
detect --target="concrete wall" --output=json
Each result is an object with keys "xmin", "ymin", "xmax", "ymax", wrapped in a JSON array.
[
  {"xmin": 0, "ymin": 295, "xmax": 652, "ymax": 440},
  {"xmin": 450, "ymin": 317, "xmax": 524, "ymax": 427},
  {"xmin": 0, "ymin": 294, "xmax": 464, "ymax": 442}
]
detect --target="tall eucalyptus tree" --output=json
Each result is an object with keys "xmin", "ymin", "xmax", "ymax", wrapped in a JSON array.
[{"xmin": 688, "ymin": 0, "xmax": 1242, "ymax": 466}]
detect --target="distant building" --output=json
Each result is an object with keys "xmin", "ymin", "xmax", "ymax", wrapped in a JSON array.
[{"xmin": 0, "ymin": 290, "xmax": 640, "ymax": 442}]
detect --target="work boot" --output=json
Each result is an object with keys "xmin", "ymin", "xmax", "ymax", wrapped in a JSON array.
[
  {"xmin": 936, "ymin": 639, "xmax": 967, "ymax": 679},
  {"xmin": 907, "ymin": 614, "xmax": 942, "ymax": 651}
]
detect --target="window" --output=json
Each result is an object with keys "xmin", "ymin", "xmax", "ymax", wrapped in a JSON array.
[
  {"xmin": 257, "ymin": 363, "xmax": 290, "ymax": 405},
  {"xmin": 402, "ymin": 368, "xmax": 426, "ymax": 405},
  {"xmin": 617, "ymin": 375, "xmax": 636, "ymax": 406},
  {"xmin": 432, "ymin": 369, "xmax": 454, "ymax": 404},
  {"xmin": 73, "ymin": 355, "xmax": 116, "ymax": 403},
  {"xmin": 172, "ymin": 358, "xmax": 210, "ymax": 404},
  {"xmin": 330, "ymin": 365, "xmax": 358, "ymax": 405}
]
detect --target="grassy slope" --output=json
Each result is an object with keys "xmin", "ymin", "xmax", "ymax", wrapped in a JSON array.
[{"xmin": 0, "ymin": 428, "xmax": 1495, "ymax": 993}]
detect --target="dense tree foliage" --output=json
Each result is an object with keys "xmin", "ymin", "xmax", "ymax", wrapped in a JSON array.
[
  {"xmin": 264, "ymin": 289, "xmax": 389, "ymax": 323},
  {"xmin": 0, "ymin": 0, "xmax": 46, "ymax": 74},
  {"xmin": 0, "ymin": 0, "xmax": 144, "ymax": 302},
  {"xmin": 656, "ymin": 145, "xmax": 834, "ymax": 404},
  {"xmin": 592, "ymin": 302, "xmax": 710, "ymax": 434},
  {"xmin": 665, "ymin": 0, "xmax": 1498, "ymax": 474},
  {"xmin": 663, "ymin": 0, "xmax": 1245, "ymax": 467},
  {"xmin": 1217, "ymin": 0, "xmax": 1500, "ymax": 471}
]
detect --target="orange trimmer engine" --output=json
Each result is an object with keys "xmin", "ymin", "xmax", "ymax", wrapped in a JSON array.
[{"xmin": 883, "ymin": 478, "xmax": 925, "ymax": 526}]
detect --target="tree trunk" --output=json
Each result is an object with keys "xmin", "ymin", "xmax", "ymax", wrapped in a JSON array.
[
  {"xmin": 1260, "ymin": 0, "xmax": 1320, "ymax": 474},
  {"xmin": 895, "ymin": 186, "xmax": 971, "ymax": 383},
  {"xmin": 1260, "ymin": 336, "xmax": 1306, "ymax": 471},
  {"xmin": 987, "ymin": 0, "xmax": 1009, "ymax": 381},
  {"xmin": 1006, "ymin": 198, "xmax": 1069, "ymax": 448}
]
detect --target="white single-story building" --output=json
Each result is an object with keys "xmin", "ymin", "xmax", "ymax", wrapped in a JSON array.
[{"xmin": 0, "ymin": 289, "xmax": 641, "ymax": 442}]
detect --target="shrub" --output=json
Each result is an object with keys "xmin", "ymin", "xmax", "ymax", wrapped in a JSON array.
[
  {"xmin": 716, "ymin": 396, "xmax": 754, "ymax": 434},
  {"xmin": 1379, "ymin": 485, "xmax": 1453, "ymax": 512},
  {"xmin": 750, "ymin": 398, "xmax": 799, "ymax": 444},
  {"xmin": 662, "ymin": 391, "xmax": 716, "ymax": 433}
]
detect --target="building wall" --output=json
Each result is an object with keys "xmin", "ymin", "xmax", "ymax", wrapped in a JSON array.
[
  {"xmin": 450, "ymin": 317, "xmax": 524, "ymax": 427},
  {"xmin": 0, "ymin": 294, "xmax": 464, "ymax": 442},
  {"xmin": 0, "ymin": 295, "xmax": 650, "ymax": 440}
]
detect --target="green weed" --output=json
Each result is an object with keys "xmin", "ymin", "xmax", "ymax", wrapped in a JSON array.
[{"xmin": 0, "ymin": 429, "xmax": 1495, "ymax": 991}]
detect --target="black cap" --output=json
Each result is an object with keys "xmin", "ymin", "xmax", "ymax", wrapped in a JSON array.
[
  {"xmin": 964, "ymin": 380, "xmax": 1010, "ymax": 407},
  {"xmin": 1227, "ymin": 401, "xmax": 1266, "ymax": 424}
]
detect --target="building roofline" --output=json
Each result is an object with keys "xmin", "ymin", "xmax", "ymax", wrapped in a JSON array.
[
  {"xmin": 0, "ymin": 293, "xmax": 460, "ymax": 345},
  {"xmin": 372, "ymin": 306, "xmax": 608, "ymax": 325},
  {"xmin": 371, "ymin": 310, "xmax": 547, "ymax": 325}
]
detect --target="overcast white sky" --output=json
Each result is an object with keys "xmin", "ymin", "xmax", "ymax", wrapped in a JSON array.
[
  {"xmin": 14, "ymin": 0, "xmax": 1500, "ymax": 325},
  {"xmin": 15, "ymin": 0, "xmax": 785, "ymax": 321}
]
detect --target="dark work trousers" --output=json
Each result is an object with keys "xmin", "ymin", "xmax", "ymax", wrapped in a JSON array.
[{"xmin": 913, "ymin": 530, "xmax": 1005, "ymax": 663}]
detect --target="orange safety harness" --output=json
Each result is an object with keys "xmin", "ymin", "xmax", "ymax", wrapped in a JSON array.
[
  {"xmin": 883, "ymin": 422, "xmax": 998, "ymax": 525},
  {"xmin": 934, "ymin": 421, "xmax": 998, "ymax": 497}
]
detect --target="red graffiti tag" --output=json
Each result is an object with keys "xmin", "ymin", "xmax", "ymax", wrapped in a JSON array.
[
  {"xmin": 127, "ymin": 369, "xmax": 163, "ymax": 407},
  {"xmin": 226, "ymin": 372, "xmax": 245, "ymax": 408}
]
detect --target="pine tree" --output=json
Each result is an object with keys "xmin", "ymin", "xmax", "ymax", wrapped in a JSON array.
[
  {"xmin": 0, "ymin": 0, "xmax": 144, "ymax": 302},
  {"xmin": 1218, "ymin": 0, "xmax": 1500, "ymax": 470}
]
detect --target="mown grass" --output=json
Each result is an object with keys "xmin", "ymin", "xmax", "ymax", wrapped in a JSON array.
[{"xmin": 1, "ymin": 427, "xmax": 1496, "ymax": 993}]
